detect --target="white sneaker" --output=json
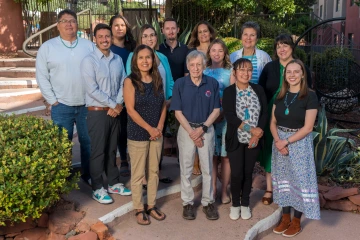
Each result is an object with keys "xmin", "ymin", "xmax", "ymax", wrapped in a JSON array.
[
  {"xmin": 229, "ymin": 206, "xmax": 241, "ymax": 220},
  {"xmin": 92, "ymin": 187, "xmax": 113, "ymax": 204},
  {"xmin": 241, "ymin": 206, "xmax": 252, "ymax": 220},
  {"xmin": 108, "ymin": 183, "xmax": 132, "ymax": 196}
]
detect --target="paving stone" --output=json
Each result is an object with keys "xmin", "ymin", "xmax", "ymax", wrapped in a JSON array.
[
  {"xmin": 0, "ymin": 218, "xmax": 36, "ymax": 235},
  {"xmin": 47, "ymin": 232, "xmax": 66, "ymax": 240},
  {"xmin": 317, "ymin": 184, "xmax": 335, "ymax": 193},
  {"xmin": 68, "ymin": 231, "xmax": 97, "ymax": 240},
  {"xmin": 90, "ymin": 222, "xmax": 109, "ymax": 240},
  {"xmin": 348, "ymin": 194, "xmax": 360, "ymax": 206},
  {"xmin": 323, "ymin": 187, "xmax": 359, "ymax": 201},
  {"xmin": 324, "ymin": 200, "xmax": 358, "ymax": 211},
  {"xmin": 14, "ymin": 228, "xmax": 48, "ymax": 240},
  {"xmin": 48, "ymin": 210, "xmax": 84, "ymax": 235},
  {"xmin": 319, "ymin": 193, "xmax": 327, "ymax": 208},
  {"xmin": 37, "ymin": 213, "xmax": 49, "ymax": 228},
  {"xmin": 75, "ymin": 221, "xmax": 90, "ymax": 233}
]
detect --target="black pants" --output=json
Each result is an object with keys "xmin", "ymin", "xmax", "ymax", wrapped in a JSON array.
[
  {"xmin": 87, "ymin": 110, "xmax": 120, "ymax": 190},
  {"xmin": 228, "ymin": 142, "xmax": 260, "ymax": 207},
  {"xmin": 117, "ymin": 106, "xmax": 128, "ymax": 161}
]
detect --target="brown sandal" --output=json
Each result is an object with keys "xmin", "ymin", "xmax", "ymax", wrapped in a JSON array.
[
  {"xmin": 147, "ymin": 207, "xmax": 166, "ymax": 221},
  {"xmin": 262, "ymin": 190, "xmax": 273, "ymax": 205},
  {"xmin": 135, "ymin": 210, "xmax": 151, "ymax": 225}
]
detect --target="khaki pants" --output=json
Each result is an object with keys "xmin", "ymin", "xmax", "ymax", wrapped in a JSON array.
[
  {"xmin": 128, "ymin": 138, "xmax": 163, "ymax": 209},
  {"xmin": 177, "ymin": 125, "xmax": 215, "ymax": 206}
]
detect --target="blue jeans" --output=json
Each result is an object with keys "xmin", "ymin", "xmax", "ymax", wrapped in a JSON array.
[{"xmin": 51, "ymin": 103, "xmax": 91, "ymax": 180}]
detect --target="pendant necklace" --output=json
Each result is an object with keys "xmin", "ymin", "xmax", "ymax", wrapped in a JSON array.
[
  {"xmin": 243, "ymin": 48, "xmax": 256, "ymax": 62},
  {"xmin": 60, "ymin": 36, "xmax": 78, "ymax": 56},
  {"xmin": 284, "ymin": 91, "xmax": 299, "ymax": 115},
  {"xmin": 238, "ymin": 88, "xmax": 251, "ymax": 120}
]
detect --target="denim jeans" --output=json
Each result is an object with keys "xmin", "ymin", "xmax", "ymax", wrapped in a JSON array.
[{"xmin": 51, "ymin": 103, "xmax": 91, "ymax": 180}]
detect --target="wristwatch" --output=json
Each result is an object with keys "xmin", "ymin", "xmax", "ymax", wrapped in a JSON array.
[{"xmin": 201, "ymin": 124, "xmax": 208, "ymax": 133}]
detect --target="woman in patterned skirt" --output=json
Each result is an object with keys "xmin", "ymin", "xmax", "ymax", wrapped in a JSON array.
[
  {"xmin": 223, "ymin": 58, "xmax": 267, "ymax": 220},
  {"xmin": 204, "ymin": 39, "xmax": 235, "ymax": 204},
  {"xmin": 270, "ymin": 59, "xmax": 320, "ymax": 237}
]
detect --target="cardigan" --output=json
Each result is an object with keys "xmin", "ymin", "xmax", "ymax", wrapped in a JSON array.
[
  {"xmin": 223, "ymin": 83, "xmax": 268, "ymax": 152},
  {"xmin": 126, "ymin": 51, "xmax": 174, "ymax": 100},
  {"xmin": 229, "ymin": 47, "xmax": 272, "ymax": 81},
  {"xmin": 258, "ymin": 59, "xmax": 313, "ymax": 103}
]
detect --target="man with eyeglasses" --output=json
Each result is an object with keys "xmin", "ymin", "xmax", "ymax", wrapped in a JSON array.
[{"xmin": 36, "ymin": 9, "xmax": 95, "ymax": 185}]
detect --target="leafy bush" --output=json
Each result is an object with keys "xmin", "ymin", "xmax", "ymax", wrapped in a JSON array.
[
  {"xmin": 312, "ymin": 47, "xmax": 355, "ymax": 73},
  {"xmin": 0, "ymin": 115, "xmax": 78, "ymax": 225},
  {"xmin": 313, "ymin": 106, "xmax": 358, "ymax": 180},
  {"xmin": 223, "ymin": 37, "xmax": 274, "ymax": 57}
]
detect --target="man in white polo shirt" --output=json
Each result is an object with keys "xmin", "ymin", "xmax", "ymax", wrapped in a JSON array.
[{"xmin": 36, "ymin": 9, "xmax": 94, "ymax": 185}]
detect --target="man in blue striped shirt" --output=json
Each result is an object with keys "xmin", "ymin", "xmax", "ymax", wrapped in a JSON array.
[{"xmin": 81, "ymin": 23, "xmax": 131, "ymax": 204}]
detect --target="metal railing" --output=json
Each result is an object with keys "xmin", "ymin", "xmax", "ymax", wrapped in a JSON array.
[{"xmin": 22, "ymin": 8, "xmax": 92, "ymax": 58}]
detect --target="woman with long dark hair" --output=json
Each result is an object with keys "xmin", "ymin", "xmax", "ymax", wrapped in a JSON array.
[
  {"xmin": 123, "ymin": 44, "xmax": 167, "ymax": 225},
  {"xmin": 109, "ymin": 15, "xmax": 136, "ymax": 177},
  {"xmin": 188, "ymin": 21, "xmax": 217, "ymax": 54}
]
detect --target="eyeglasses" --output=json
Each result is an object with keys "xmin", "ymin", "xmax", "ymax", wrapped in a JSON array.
[
  {"xmin": 142, "ymin": 33, "xmax": 156, "ymax": 39},
  {"xmin": 236, "ymin": 68, "xmax": 253, "ymax": 73},
  {"xmin": 58, "ymin": 19, "xmax": 77, "ymax": 25}
]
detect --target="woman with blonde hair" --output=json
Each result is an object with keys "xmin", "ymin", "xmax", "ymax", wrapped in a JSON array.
[{"xmin": 204, "ymin": 39, "xmax": 235, "ymax": 204}]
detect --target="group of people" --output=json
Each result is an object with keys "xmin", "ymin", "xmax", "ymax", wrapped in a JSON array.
[{"xmin": 36, "ymin": 9, "xmax": 320, "ymax": 237}]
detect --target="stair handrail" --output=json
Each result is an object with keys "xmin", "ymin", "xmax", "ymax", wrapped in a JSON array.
[{"xmin": 22, "ymin": 8, "xmax": 92, "ymax": 58}]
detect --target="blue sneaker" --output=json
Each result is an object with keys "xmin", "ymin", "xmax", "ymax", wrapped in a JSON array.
[
  {"xmin": 92, "ymin": 187, "xmax": 113, "ymax": 204},
  {"xmin": 108, "ymin": 183, "xmax": 132, "ymax": 196}
]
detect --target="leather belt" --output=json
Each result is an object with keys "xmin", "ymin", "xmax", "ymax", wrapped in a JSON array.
[
  {"xmin": 88, "ymin": 106, "xmax": 110, "ymax": 111},
  {"xmin": 278, "ymin": 126, "xmax": 299, "ymax": 132},
  {"xmin": 189, "ymin": 122, "xmax": 203, "ymax": 128}
]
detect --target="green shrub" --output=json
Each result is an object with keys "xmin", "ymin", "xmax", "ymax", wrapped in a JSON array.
[
  {"xmin": 223, "ymin": 37, "xmax": 274, "ymax": 57},
  {"xmin": 313, "ymin": 106, "xmax": 358, "ymax": 180},
  {"xmin": 0, "ymin": 115, "xmax": 78, "ymax": 225},
  {"xmin": 313, "ymin": 47, "xmax": 355, "ymax": 73}
]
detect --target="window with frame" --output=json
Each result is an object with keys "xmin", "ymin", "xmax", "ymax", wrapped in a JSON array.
[
  {"xmin": 350, "ymin": 0, "xmax": 354, "ymax": 6},
  {"xmin": 348, "ymin": 33, "xmax": 354, "ymax": 47},
  {"xmin": 320, "ymin": 5, "xmax": 323, "ymax": 18}
]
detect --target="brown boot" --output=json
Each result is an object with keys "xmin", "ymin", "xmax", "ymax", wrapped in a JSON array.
[
  {"xmin": 282, "ymin": 216, "xmax": 302, "ymax": 237},
  {"xmin": 273, "ymin": 213, "xmax": 291, "ymax": 234}
]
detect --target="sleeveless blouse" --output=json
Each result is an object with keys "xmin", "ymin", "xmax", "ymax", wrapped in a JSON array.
[{"xmin": 127, "ymin": 81, "xmax": 165, "ymax": 141}]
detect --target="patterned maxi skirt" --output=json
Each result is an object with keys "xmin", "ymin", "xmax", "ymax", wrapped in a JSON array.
[{"xmin": 271, "ymin": 127, "xmax": 320, "ymax": 220}]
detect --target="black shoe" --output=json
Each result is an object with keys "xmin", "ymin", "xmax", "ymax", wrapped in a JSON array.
[
  {"xmin": 183, "ymin": 204, "xmax": 195, "ymax": 220},
  {"xmin": 202, "ymin": 203, "xmax": 219, "ymax": 220}
]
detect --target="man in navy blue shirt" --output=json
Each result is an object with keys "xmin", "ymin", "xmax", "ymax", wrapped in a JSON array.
[
  {"xmin": 170, "ymin": 50, "xmax": 220, "ymax": 220},
  {"xmin": 159, "ymin": 18, "xmax": 188, "ymax": 81}
]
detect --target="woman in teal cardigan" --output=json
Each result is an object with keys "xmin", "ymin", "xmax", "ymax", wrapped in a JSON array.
[{"xmin": 126, "ymin": 24, "xmax": 174, "ymax": 101}]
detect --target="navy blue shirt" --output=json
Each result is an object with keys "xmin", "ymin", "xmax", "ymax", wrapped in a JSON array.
[
  {"xmin": 110, "ymin": 45, "xmax": 130, "ymax": 66},
  {"xmin": 159, "ymin": 40, "xmax": 189, "ymax": 81},
  {"xmin": 170, "ymin": 74, "xmax": 221, "ymax": 123}
]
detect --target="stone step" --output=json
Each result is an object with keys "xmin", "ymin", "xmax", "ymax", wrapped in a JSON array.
[
  {"xmin": 0, "ymin": 77, "xmax": 37, "ymax": 89},
  {"xmin": 17, "ymin": 50, "xmax": 38, "ymax": 58},
  {"xmin": 0, "ymin": 88, "xmax": 42, "ymax": 103},
  {"xmin": 0, "ymin": 67, "xmax": 36, "ymax": 78},
  {"xmin": 0, "ymin": 58, "xmax": 36, "ymax": 68}
]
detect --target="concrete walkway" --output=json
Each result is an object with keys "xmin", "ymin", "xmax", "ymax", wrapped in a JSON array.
[{"xmin": 262, "ymin": 209, "xmax": 360, "ymax": 240}]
